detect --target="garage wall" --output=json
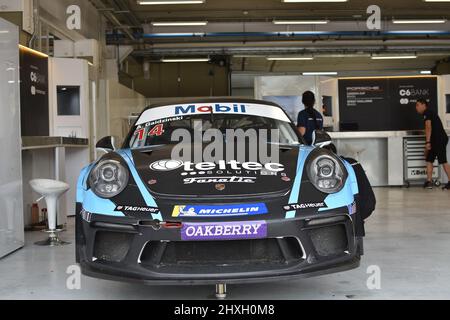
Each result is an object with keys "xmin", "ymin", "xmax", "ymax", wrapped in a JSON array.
[
  {"xmin": 38, "ymin": 0, "xmax": 104, "ymax": 42},
  {"xmin": 105, "ymin": 80, "xmax": 147, "ymax": 147},
  {"xmin": 441, "ymin": 75, "xmax": 450, "ymax": 129},
  {"xmin": 121, "ymin": 62, "xmax": 229, "ymax": 98}
]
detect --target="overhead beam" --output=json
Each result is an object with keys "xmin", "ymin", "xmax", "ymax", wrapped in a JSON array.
[{"xmin": 89, "ymin": 0, "xmax": 136, "ymax": 40}]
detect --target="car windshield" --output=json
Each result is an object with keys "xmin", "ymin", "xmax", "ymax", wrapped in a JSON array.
[{"xmin": 128, "ymin": 102, "xmax": 301, "ymax": 149}]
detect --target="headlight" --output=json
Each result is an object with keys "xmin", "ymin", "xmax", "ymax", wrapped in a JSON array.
[
  {"xmin": 88, "ymin": 160, "xmax": 129, "ymax": 198},
  {"xmin": 307, "ymin": 152, "xmax": 347, "ymax": 194}
]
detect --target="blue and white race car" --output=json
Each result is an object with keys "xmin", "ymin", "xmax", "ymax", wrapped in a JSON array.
[{"xmin": 76, "ymin": 98, "xmax": 374, "ymax": 286}]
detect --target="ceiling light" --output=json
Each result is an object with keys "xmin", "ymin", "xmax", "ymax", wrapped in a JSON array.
[
  {"xmin": 161, "ymin": 58, "xmax": 210, "ymax": 62},
  {"xmin": 273, "ymin": 20, "xmax": 329, "ymax": 25},
  {"xmin": 423, "ymin": 0, "xmax": 450, "ymax": 2},
  {"xmin": 282, "ymin": 0, "xmax": 347, "ymax": 2},
  {"xmin": 371, "ymin": 55, "xmax": 417, "ymax": 60},
  {"xmin": 152, "ymin": 21, "xmax": 208, "ymax": 26},
  {"xmin": 302, "ymin": 72, "xmax": 338, "ymax": 76},
  {"xmin": 18, "ymin": 45, "xmax": 48, "ymax": 58},
  {"xmin": 392, "ymin": 19, "xmax": 446, "ymax": 24},
  {"xmin": 138, "ymin": 0, "xmax": 205, "ymax": 4},
  {"xmin": 267, "ymin": 56, "xmax": 314, "ymax": 60},
  {"xmin": 420, "ymin": 70, "xmax": 432, "ymax": 74}
]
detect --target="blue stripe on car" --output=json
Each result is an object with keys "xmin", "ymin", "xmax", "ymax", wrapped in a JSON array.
[
  {"xmin": 319, "ymin": 159, "xmax": 359, "ymax": 212},
  {"xmin": 285, "ymin": 146, "xmax": 311, "ymax": 219},
  {"xmin": 117, "ymin": 149, "xmax": 164, "ymax": 221},
  {"xmin": 76, "ymin": 164, "xmax": 94, "ymax": 203},
  {"xmin": 82, "ymin": 189, "xmax": 123, "ymax": 217}
]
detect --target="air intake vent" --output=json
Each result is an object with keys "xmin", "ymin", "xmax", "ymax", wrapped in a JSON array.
[
  {"xmin": 140, "ymin": 238, "xmax": 303, "ymax": 268},
  {"xmin": 94, "ymin": 231, "xmax": 133, "ymax": 262},
  {"xmin": 309, "ymin": 224, "xmax": 348, "ymax": 257}
]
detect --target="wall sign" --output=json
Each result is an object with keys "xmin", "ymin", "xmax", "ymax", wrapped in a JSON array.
[
  {"xmin": 19, "ymin": 46, "xmax": 49, "ymax": 136},
  {"xmin": 338, "ymin": 77, "xmax": 438, "ymax": 131}
]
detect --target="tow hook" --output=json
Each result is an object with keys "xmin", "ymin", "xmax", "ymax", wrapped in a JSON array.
[{"xmin": 215, "ymin": 283, "xmax": 227, "ymax": 299}]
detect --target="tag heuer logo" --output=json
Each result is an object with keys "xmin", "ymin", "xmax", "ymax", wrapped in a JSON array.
[{"xmin": 149, "ymin": 159, "xmax": 184, "ymax": 171}]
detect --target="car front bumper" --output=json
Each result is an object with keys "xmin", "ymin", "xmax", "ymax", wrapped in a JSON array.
[{"xmin": 76, "ymin": 203, "xmax": 362, "ymax": 285}]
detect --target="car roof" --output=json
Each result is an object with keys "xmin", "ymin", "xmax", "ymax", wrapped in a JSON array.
[{"xmin": 140, "ymin": 97, "xmax": 283, "ymax": 112}]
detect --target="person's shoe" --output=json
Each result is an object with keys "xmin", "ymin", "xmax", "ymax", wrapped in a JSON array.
[
  {"xmin": 423, "ymin": 181, "xmax": 433, "ymax": 189},
  {"xmin": 443, "ymin": 182, "xmax": 450, "ymax": 190}
]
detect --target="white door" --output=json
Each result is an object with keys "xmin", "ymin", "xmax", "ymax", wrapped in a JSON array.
[{"xmin": 0, "ymin": 18, "xmax": 24, "ymax": 258}]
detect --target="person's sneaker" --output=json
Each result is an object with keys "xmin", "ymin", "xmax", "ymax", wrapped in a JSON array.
[
  {"xmin": 423, "ymin": 181, "xmax": 433, "ymax": 189},
  {"xmin": 443, "ymin": 182, "xmax": 450, "ymax": 190}
]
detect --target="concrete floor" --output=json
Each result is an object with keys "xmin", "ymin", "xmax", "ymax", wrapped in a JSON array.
[{"xmin": 1, "ymin": 187, "xmax": 449, "ymax": 300}]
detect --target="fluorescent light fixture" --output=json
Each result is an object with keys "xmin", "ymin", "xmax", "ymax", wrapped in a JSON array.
[
  {"xmin": 423, "ymin": 0, "xmax": 450, "ymax": 2},
  {"xmin": 152, "ymin": 21, "xmax": 208, "ymax": 26},
  {"xmin": 420, "ymin": 70, "xmax": 432, "ymax": 74},
  {"xmin": 273, "ymin": 20, "xmax": 329, "ymax": 25},
  {"xmin": 267, "ymin": 56, "xmax": 314, "ymax": 61},
  {"xmin": 282, "ymin": 0, "xmax": 347, "ymax": 2},
  {"xmin": 18, "ymin": 45, "xmax": 48, "ymax": 58},
  {"xmin": 138, "ymin": 0, "xmax": 205, "ymax": 4},
  {"xmin": 302, "ymin": 72, "xmax": 338, "ymax": 75},
  {"xmin": 392, "ymin": 19, "xmax": 446, "ymax": 24},
  {"xmin": 371, "ymin": 55, "xmax": 417, "ymax": 60},
  {"xmin": 161, "ymin": 58, "xmax": 210, "ymax": 62}
]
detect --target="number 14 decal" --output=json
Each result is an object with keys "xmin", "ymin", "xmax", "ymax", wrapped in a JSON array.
[
  {"xmin": 135, "ymin": 124, "xmax": 165, "ymax": 141},
  {"xmin": 149, "ymin": 124, "xmax": 165, "ymax": 136}
]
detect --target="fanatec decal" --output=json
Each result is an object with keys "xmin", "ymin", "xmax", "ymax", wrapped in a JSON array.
[{"xmin": 184, "ymin": 176, "xmax": 257, "ymax": 184}]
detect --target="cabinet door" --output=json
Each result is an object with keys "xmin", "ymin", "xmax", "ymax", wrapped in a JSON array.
[{"xmin": 0, "ymin": 19, "xmax": 24, "ymax": 258}]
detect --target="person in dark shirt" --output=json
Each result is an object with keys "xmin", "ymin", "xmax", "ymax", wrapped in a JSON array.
[
  {"xmin": 416, "ymin": 98, "xmax": 450, "ymax": 190},
  {"xmin": 297, "ymin": 91, "xmax": 324, "ymax": 145}
]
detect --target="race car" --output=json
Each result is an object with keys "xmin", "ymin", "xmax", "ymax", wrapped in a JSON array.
[{"xmin": 76, "ymin": 98, "xmax": 374, "ymax": 289}]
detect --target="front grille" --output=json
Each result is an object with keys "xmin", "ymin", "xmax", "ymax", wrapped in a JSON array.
[
  {"xmin": 94, "ymin": 231, "xmax": 133, "ymax": 262},
  {"xmin": 140, "ymin": 238, "xmax": 303, "ymax": 269},
  {"xmin": 308, "ymin": 224, "xmax": 348, "ymax": 257}
]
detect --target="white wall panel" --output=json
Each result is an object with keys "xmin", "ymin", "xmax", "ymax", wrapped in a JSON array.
[{"xmin": 0, "ymin": 18, "xmax": 24, "ymax": 258}]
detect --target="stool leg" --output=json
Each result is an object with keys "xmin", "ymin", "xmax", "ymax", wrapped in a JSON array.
[
  {"xmin": 34, "ymin": 194, "xmax": 70, "ymax": 246},
  {"xmin": 46, "ymin": 195, "xmax": 57, "ymax": 231}
]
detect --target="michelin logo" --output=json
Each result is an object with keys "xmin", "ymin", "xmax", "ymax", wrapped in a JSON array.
[{"xmin": 172, "ymin": 203, "xmax": 268, "ymax": 218}]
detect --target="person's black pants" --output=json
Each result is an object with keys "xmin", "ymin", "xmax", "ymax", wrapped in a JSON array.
[{"xmin": 426, "ymin": 138, "xmax": 448, "ymax": 164}]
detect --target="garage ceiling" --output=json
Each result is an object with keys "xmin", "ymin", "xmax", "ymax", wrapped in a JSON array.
[
  {"xmin": 92, "ymin": 0, "xmax": 450, "ymax": 73},
  {"xmin": 123, "ymin": 0, "xmax": 450, "ymax": 22}
]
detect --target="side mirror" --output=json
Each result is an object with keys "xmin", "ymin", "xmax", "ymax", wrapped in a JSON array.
[
  {"xmin": 96, "ymin": 136, "xmax": 116, "ymax": 152},
  {"xmin": 312, "ymin": 130, "xmax": 332, "ymax": 148}
]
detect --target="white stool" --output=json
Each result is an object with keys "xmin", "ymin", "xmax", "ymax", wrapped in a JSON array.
[{"xmin": 29, "ymin": 179, "xmax": 70, "ymax": 246}]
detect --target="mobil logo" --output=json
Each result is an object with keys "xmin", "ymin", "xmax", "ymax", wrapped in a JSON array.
[{"xmin": 175, "ymin": 103, "xmax": 247, "ymax": 115}]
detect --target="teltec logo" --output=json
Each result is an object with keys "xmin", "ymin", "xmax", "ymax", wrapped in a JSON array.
[{"xmin": 175, "ymin": 104, "xmax": 247, "ymax": 115}]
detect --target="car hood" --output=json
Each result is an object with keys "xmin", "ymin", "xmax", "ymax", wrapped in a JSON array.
[{"xmin": 128, "ymin": 144, "xmax": 300, "ymax": 199}]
